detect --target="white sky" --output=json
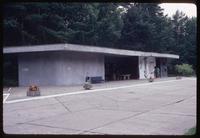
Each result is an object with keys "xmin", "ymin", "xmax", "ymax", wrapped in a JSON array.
[{"xmin": 159, "ymin": 3, "xmax": 197, "ymax": 18}]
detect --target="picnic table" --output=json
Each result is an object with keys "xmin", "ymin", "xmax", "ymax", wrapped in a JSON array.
[{"xmin": 119, "ymin": 74, "xmax": 131, "ymax": 80}]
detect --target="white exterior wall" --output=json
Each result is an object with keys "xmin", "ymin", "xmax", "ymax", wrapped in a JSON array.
[
  {"xmin": 139, "ymin": 56, "xmax": 156, "ymax": 79},
  {"xmin": 18, "ymin": 51, "xmax": 105, "ymax": 86}
]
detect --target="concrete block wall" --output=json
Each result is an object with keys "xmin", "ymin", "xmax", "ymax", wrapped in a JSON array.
[{"xmin": 18, "ymin": 51, "xmax": 104, "ymax": 86}]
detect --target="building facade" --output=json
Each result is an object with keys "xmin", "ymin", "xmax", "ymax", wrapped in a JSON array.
[{"xmin": 3, "ymin": 43, "xmax": 179, "ymax": 86}]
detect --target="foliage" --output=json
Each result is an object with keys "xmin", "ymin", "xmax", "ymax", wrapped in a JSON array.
[
  {"xmin": 175, "ymin": 64, "xmax": 194, "ymax": 76},
  {"xmin": 119, "ymin": 3, "xmax": 171, "ymax": 52},
  {"xmin": 184, "ymin": 127, "xmax": 196, "ymax": 135},
  {"xmin": 3, "ymin": 3, "xmax": 123, "ymax": 48},
  {"xmin": 3, "ymin": 3, "xmax": 196, "ymax": 59},
  {"xmin": 119, "ymin": 5, "xmax": 196, "ymax": 70},
  {"xmin": 183, "ymin": 17, "xmax": 197, "ymax": 70}
]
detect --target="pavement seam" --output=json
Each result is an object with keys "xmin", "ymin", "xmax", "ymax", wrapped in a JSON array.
[
  {"xmin": 148, "ymin": 112, "xmax": 196, "ymax": 117},
  {"xmin": 25, "ymin": 94, "xmax": 194, "ymax": 133},
  {"xmin": 23, "ymin": 122, "xmax": 83, "ymax": 133},
  {"xmin": 11, "ymin": 111, "xmax": 69, "ymax": 125},
  {"xmin": 159, "ymin": 95, "xmax": 196, "ymax": 108},
  {"xmin": 92, "ymin": 107, "xmax": 149, "ymax": 113},
  {"xmin": 7, "ymin": 91, "xmax": 195, "ymax": 133},
  {"xmin": 3, "ymin": 78, "xmax": 196, "ymax": 135},
  {"xmin": 97, "ymin": 94, "xmax": 119, "ymax": 109},
  {"xmin": 83, "ymin": 111, "xmax": 149, "ymax": 133},
  {"xmin": 53, "ymin": 97, "xmax": 103, "ymax": 112},
  {"xmin": 78, "ymin": 130, "xmax": 105, "ymax": 135},
  {"xmin": 16, "ymin": 107, "xmax": 99, "ymax": 125},
  {"xmin": 83, "ymin": 95, "xmax": 196, "ymax": 132},
  {"xmin": 4, "ymin": 102, "xmax": 61, "ymax": 113},
  {"xmin": 54, "ymin": 97, "xmax": 72, "ymax": 113}
]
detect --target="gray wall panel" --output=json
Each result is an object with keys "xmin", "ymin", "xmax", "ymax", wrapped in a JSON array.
[{"xmin": 18, "ymin": 52, "xmax": 104, "ymax": 86}]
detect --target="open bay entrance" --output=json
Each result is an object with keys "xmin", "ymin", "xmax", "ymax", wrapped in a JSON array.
[
  {"xmin": 3, "ymin": 54, "xmax": 19, "ymax": 86},
  {"xmin": 156, "ymin": 58, "xmax": 168, "ymax": 77},
  {"xmin": 105, "ymin": 56, "xmax": 139, "ymax": 81}
]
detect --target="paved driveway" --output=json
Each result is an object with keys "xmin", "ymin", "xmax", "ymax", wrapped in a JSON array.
[{"xmin": 3, "ymin": 77, "xmax": 196, "ymax": 135}]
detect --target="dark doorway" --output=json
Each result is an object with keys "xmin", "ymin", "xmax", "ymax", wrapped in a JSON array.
[
  {"xmin": 156, "ymin": 58, "xmax": 168, "ymax": 77},
  {"xmin": 156, "ymin": 58, "xmax": 161, "ymax": 68},
  {"xmin": 3, "ymin": 54, "xmax": 19, "ymax": 86},
  {"xmin": 105, "ymin": 56, "xmax": 139, "ymax": 81}
]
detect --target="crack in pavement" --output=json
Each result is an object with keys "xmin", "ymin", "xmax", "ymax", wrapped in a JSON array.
[
  {"xmin": 82, "ymin": 95, "xmax": 196, "ymax": 133},
  {"xmin": 78, "ymin": 130, "xmax": 105, "ymax": 135},
  {"xmin": 149, "ymin": 112, "xmax": 196, "ymax": 117},
  {"xmin": 53, "ymin": 94, "xmax": 103, "ymax": 111},
  {"xmin": 85, "ymin": 100, "xmax": 102, "ymax": 109},
  {"xmin": 4, "ymin": 79, "xmax": 196, "ymax": 134},
  {"xmin": 91, "ymin": 107, "xmax": 149, "ymax": 113},
  {"xmin": 11, "ymin": 111, "xmax": 70, "ymax": 125},
  {"xmin": 83, "ymin": 111, "xmax": 149, "ymax": 133},
  {"xmin": 13, "ymin": 106, "xmax": 98, "ymax": 126},
  {"xmin": 53, "ymin": 97, "xmax": 102, "ymax": 112},
  {"xmin": 97, "ymin": 94, "xmax": 119, "ymax": 109},
  {"xmin": 23, "ymin": 122, "xmax": 83, "ymax": 133},
  {"xmin": 160, "ymin": 95, "xmax": 195, "ymax": 107},
  {"xmin": 97, "ymin": 93, "xmax": 119, "ymax": 102},
  {"xmin": 24, "ymin": 121, "xmax": 115, "ymax": 135},
  {"xmin": 4, "ymin": 102, "xmax": 61, "ymax": 113},
  {"xmin": 5, "ymin": 93, "xmax": 196, "ymax": 134},
  {"xmin": 175, "ymin": 99, "xmax": 185, "ymax": 103},
  {"xmin": 54, "ymin": 97, "xmax": 72, "ymax": 113}
]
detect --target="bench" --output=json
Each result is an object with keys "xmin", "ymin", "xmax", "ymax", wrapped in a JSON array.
[
  {"xmin": 89, "ymin": 76, "xmax": 104, "ymax": 84},
  {"xmin": 119, "ymin": 74, "xmax": 131, "ymax": 80}
]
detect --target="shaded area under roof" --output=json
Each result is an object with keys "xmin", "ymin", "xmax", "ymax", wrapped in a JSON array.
[{"xmin": 3, "ymin": 43, "xmax": 179, "ymax": 59}]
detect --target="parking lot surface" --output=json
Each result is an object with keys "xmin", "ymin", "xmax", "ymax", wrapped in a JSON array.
[{"xmin": 3, "ymin": 77, "xmax": 196, "ymax": 135}]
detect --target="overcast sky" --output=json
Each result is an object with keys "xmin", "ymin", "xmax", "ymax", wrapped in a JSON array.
[{"xmin": 159, "ymin": 3, "xmax": 197, "ymax": 18}]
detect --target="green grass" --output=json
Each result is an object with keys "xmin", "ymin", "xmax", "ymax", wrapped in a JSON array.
[{"xmin": 185, "ymin": 127, "xmax": 196, "ymax": 135}]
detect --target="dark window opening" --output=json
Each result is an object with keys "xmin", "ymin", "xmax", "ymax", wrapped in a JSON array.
[
  {"xmin": 105, "ymin": 56, "xmax": 139, "ymax": 81},
  {"xmin": 3, "ymin": 54, "xmax": 18, "ymax": 87}
]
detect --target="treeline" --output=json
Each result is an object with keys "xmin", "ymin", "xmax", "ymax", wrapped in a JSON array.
[{"xmin": 3, "ymin": 3, "xmax": 196, "ymax": 69}]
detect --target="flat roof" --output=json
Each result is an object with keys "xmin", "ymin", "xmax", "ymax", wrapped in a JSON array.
[{"xmin": 3, "ymin": 43, "xmax": 179, "ymax": 59}]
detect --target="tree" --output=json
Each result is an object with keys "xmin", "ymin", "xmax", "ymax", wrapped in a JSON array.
[
  {"xmin": 3, "ymin": 3, "xmax": 123, "ymax": 48},
  {"xmin": 171, "ymin": 10, "xmax": 188, "ymax": 54},
  {"xmin": 119, "ymin": 3, "xmax": 166, "ymax": 52},
  {"xmin": 95, "ymin": 3, "xmax": 123, "ymax": 47},
  {"xmin": 167, "ymin": 11, "xmax": 196, "ymax": 73},
  {"xmin": 3, "ymin": 3, "xmax": 70, "ymax": 46},
  {"xmin": 183, "ymin": 17, "xmax": 197, "ymax": 70},
  {"xmin": 63, "ymin": 3, "xmax": 123, "ymax": 47},
  {"xmin": 171, "ymin": 10, "xmax": 196, "ymax": 69}
]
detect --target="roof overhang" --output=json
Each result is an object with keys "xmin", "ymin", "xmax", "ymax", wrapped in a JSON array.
[{"xmin": 3, "ymin": 43, "xmax": 179, "ymax": 59}]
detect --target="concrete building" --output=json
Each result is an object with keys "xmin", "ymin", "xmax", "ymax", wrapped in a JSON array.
[{"xmin": 3, "ymin": 43, "xmax": 179, "ymax": 86}]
